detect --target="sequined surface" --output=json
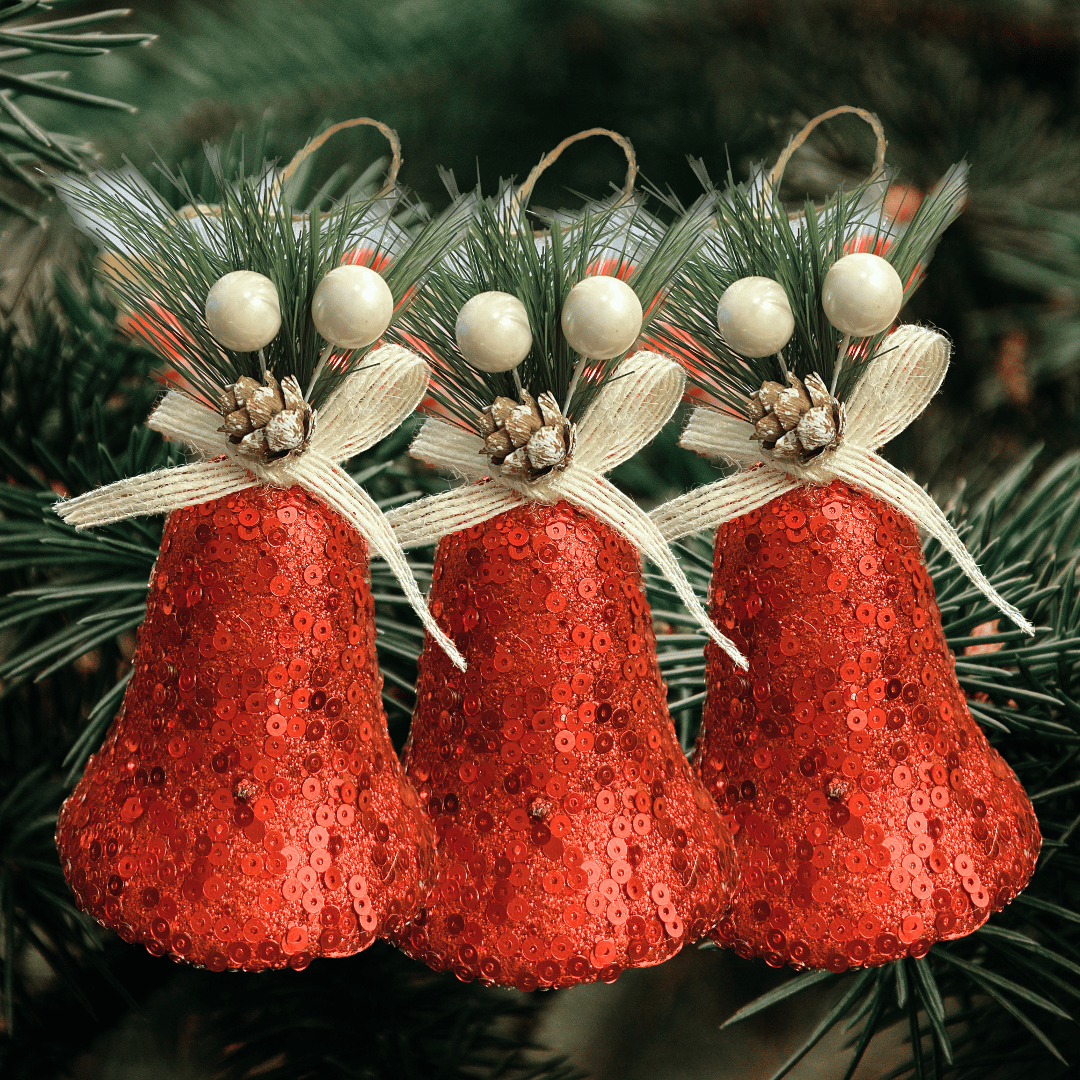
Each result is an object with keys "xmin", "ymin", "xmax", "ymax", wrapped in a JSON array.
[
  {"xmin": 56, "ymin": 485, "xmax": 436, "ymax": 971},
  {"xmin": 695, "ymin": 480, "xmax": 1040, "ymax": 971},
  {"xmin": 389, "ymin": 498, "xmax": 738, "ymax": 991}
]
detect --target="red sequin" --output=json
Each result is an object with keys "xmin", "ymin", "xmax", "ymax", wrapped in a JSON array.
[
  {"xmin": 388, "ymin": 498, "xmax": 738, "ymax": 991},
  {"xmin": 696, "ymin": 480, "xmax": 1040, "ymax": 971},
  {"xmin": 56, "ymin": 485, "xmax": 436, "ymax": 971}
]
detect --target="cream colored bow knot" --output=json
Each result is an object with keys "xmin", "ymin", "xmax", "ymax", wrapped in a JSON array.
[
  {"xmin": 386, "ymin": 351, "xmax": 749, "ymax": 669},
  {"xmin": 55, "ymin": 344, "xmax": 467, "ymax": 670},
  {"xmin": 649, "ymin": 325, "xmax": 1034, "ymax": 636}
]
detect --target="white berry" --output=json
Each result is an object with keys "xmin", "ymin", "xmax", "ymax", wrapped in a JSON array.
[
  {"xmin": 560, "ymin": 275, "xmax": 643, "ymax": 360},
  {"xmin": 455, "ymin": 291, "xmax": 533, "ymax": 372},
  {"xmin": 205, "ymin": 270, "xmax": 281, "ymax": 352},
  {"xmin": 716, "ymin": 276, "xmax": 795, "ymax": 358},
  {"xmin": 311, "ymin": 264, "xmax": 394, "ymax": 349},
  {"xmin": 822, "ymin": 253, "xmax": 904, "ymax": 337}
]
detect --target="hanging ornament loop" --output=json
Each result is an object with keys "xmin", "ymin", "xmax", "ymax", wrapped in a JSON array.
[
  {"xmin": 54, "ymin": 347, "xmax": 467, "ymax": 670},
  {"xmin": 651, "ymin": 326, "xmax": 1035, "ymax": 636},
  {"xmin": 508, "ymin": 127, "xmax": 638, "ymax": 228},
  {"xmin": 388, "ymin": 351, "xmax": 749, "ymax": 670},
  {"xmin": 274, "ymin": 116, "xmax": 402, "ymax": 203},
  {"xmin": 764, "ymin": 106, "xmax": 888, "ymax": 201}
]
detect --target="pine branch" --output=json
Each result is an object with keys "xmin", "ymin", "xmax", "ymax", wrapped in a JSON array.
[
  {"xmin": 651, "ymin": 158, "xmax": 966, "ymax": 416},
  {"xmin": 390, "ymin": 184, "xmax": 711, "ymax": 430},
  {"xmin": 0, "ymin": 2, "xmax": 154, "ymax": 222},
  {"xmin": 55, "ymin": 148, "xmax": 472, "ymax": 408}
]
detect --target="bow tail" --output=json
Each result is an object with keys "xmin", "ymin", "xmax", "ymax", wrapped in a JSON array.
[
  {"xmin": 554, "ymin": 473, "xmax": 748, "ymax": 670},
  {"xmin": 649, "ymin": 468, "xmax": 800, "ymax": 542},
  {"xmin": 56, "ymin": 461, "xmax": 254, "ymax": 528},
  {"xmin": 828, "ymin": 447, "xmax": 1035, "ymax": 635},
  {"xmin": 386, "ymin": 483, "xmax": 524, "ymax": 549},
  {"xmin": 289, "ymin": 456, "xmax": 467, "ymax": 671}
]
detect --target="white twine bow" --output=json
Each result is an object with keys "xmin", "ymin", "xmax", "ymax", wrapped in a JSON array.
[
  {"xmin": 385, "ymin": 351, "xmax": 749, "ymax": 669},
  {"xmin": 55, "ymin": 344, "xmax": 467, "ymax": 670},
  {"xmin": 649, "ymin": 325, "xmax": 1034, "ymax": 635}
]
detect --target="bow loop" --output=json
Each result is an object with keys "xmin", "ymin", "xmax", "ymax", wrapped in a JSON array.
[
  {"xmin": 679, "ymin": 407, "xmax": 758, "ymax": 469},
  {"xmin": 409, "ymin": 419, "xmax": 488, "ymax": 483},
  {"xmin": 843, "ymin": 325, "xmax": 950, "ymax": 450},
  {"xmin": 146, "ymin": 391, "xmax": 224, "ymax": 459},
  {"xmin": 572, "ymin": 351, "xmax": 685, "ymax": 475},
  {"xmin": 317, "ymin": 345, "xmax": 430, "ymax": 463}
]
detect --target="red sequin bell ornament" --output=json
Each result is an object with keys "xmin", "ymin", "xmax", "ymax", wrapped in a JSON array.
[
  {"xmin": 57, "ymin": 485, "xmax": 437, "ymax": 970},
  {"xmin": 647, "ymin": 112, "xmax": 1040, "ymax": 969},
  {"xmin": 387, "ymin": 500, "xmax": 737, "ymax": 990},
  {"xmin": 693, "ymin": 481, "xmax": 1039, "ymax": 970}
]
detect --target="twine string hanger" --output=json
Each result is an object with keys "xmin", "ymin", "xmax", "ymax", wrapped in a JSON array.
[
  {"xmin": 273, "ymin": 116, "xmax": 403, "ymax": 206},
  {"xmin": 764, "ymin": 105, "xmax": 888, "ymax": 204},
  {"xmin": 508, "ymin": 127, "xmax": 639, "ymax": 232},
  {"xmin": 172, "ymin": 117, "xmax": 403, "ymax": 230},
  {"xmin": 506, "ymin": 128, "xmax": 640, "ymax": 410}
]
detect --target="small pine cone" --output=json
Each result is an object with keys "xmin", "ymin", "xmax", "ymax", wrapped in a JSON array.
[
  {"xmin": 222, "ymin": 409, "xmax": 254, "ymax": 438},
  {"xmin": 507, "ymin": 400, "xmax": 543, "ymax": 447},
  {"xmin": 280, "ymin": 374, "xmax": 305, "ymax": 413},
  {"xmin": 797, "ymin": 404, "xmax": 838, "ymax": 452},
  {"xmin": 483, "ymin": 429, "xmax": 514, "ymax": 459},
  {"xmin": 220, "ymin": 371, "xmax": 313, "ymax": 463},
  {"xmin": 490, "ymin": 397, "xmax": 517, "ymax": 428},
  {"xmin": 239, "ymin": 427, "xmax": 268, "ymax": 456},
  {"xmin": 500, "ymin": 446, "xmax": 530, "ymax": 477},
  {"xmin": 753, "ymin": 413, "xmax": 784, "ymax": 444},
  {"xmin": 757, "ymin": 381, "xmax": 786, "ymax": 411},
  {"xmin": 747, "ymin": 370, "xmax": 844, "ymax": 463},
  {"xmin": 773, "ymin": 376, "xmax": 812, "ymax": 430},
  {"xmin": 265, "ymin": 409, "xmax": 306, "ymax": 454},
  {"xmin": 246, "ymin": 375, "xmax": 286, "ymax": 428},
  {"xmin": 536, "ymin": 391, "xmax": 563, "ymax": 428},
  {"xmin": 476, "ymin": 409, "xmax": 497, "ymax": 437},
  {"xmin": 478, "ymin": 387, "xmax": 575, "ymax": 481},
  {"xmin": 526, "ymin": 424, "xmax": 568, "ymax": 471},
  {"xmin": 803, "ymin": 371, "xmax": 833, "ymax": 409},
  {"xmin": 232, "ymin": 376, "xmax": 262, "ymax": 408}
]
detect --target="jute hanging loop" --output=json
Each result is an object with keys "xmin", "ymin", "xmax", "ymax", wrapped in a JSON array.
[
  {"xmin": 764, "ymin": 106, "xmax": 888, "ymax": 202},
  {"xmin": 508, "ymin": 127, "xmax": 638, "ymax": 228},
  {"xmin": 274, "ymin": 116, "xmax": 402, "ymax": 203}
]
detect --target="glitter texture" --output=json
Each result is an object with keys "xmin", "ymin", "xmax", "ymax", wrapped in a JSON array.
[
  {"xmin": 695, "ymin": 480, "xmax": 1040, "ymax": 971},
  {"xmin": 388, "ymin": 498, "xmax": 738, "ymax": 991},
  {"xmin": 56, "ymin": 484, "xmax": 436, "ymax": 971}
]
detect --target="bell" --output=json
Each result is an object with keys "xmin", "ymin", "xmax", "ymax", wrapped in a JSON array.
[
  {"xmin": 694, "ymin": 479, "xmax": 1040, "ymax": 971},
  {"xmin": 56, "ymin": 484, "xmax": 436, "ymax": 971},
  {"xmin": 387, "ymin": 498, "xmax": 738, "ymax": 991}
]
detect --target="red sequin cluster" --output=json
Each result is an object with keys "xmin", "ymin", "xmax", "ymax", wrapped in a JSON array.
[
  {"xmin": 56, "ymin": 485, "xmax": 436, "ymax": 971},
  {"xmin": 695, "ymin": 480, "xmax": 1040, "ymax": 971},
  {"xmin": 388, "ymin": 498, "xmax": 738, "ymax": 991}
]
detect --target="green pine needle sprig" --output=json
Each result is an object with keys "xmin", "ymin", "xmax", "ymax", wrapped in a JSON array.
[
  {"xmin": 654, "ymin": 159, "xmax": 968, "ymax": 416},
  {"xmin": 1, "ymin": 2, "xmax": 156, "ymax": 223},
  {"xmin": 391, "ymin": 182, "xmax": 713, "ymax": 430},
  {"xmin": 55, "ymin": 148, "xmax": 471, "ymax": 409}
]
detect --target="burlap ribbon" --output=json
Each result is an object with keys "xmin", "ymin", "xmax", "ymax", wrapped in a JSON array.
[
  {"xmin": 649, "ymin": 325, "xmax": 1034, "ymax": 635},
  {"xmin": 55, "ymin": 344, "xmax": 467, "ymax": 670},
  {"xmin": 385, "ymin": 351, "xmax": 749, "ymax": 669}
]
